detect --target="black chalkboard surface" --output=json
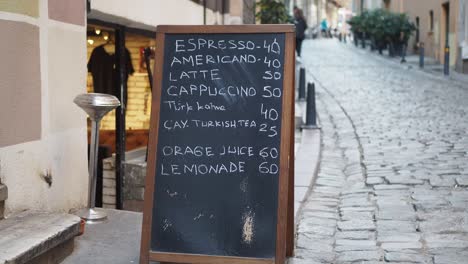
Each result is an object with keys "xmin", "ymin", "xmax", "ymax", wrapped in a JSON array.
[{"xmin": 141, "ymin": 25, "xmax": 295, "ymax": 264}]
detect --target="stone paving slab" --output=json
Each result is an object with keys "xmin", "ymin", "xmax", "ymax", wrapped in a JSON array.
[
  {"xmin": 62, "ymin": 209, "xmax": 146, "ymax": 264},
  {"xmin": 0, "ymin": 211, "xmax": 80, "ymax": 264}
]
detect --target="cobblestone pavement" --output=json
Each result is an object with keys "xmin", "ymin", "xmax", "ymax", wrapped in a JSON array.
[{"xmin": 291, "ymin": 39, "xmax": 468, "ymax": 264}]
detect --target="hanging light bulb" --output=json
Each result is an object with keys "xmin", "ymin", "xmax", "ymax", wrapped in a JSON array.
[
  {"xmin": 103, "ymin": 32, "xmax": 109, "ymax": 41},
  {"xmin": 87, "ymin": 38, "xmax": 94, "ymax": 45},
  {"xmin": 95, "ymin": 28, "xmax": 101, "ymax": 35}
]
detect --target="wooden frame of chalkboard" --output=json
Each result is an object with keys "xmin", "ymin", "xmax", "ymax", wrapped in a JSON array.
[{"xmin": 140, "ymin": 25, "xmax": 295, "ymax": 264}]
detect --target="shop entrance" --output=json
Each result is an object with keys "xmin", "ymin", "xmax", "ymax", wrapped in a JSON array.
[{"xmin": 86, "ymin": 20, "xmax": 155, "ymax": 209}]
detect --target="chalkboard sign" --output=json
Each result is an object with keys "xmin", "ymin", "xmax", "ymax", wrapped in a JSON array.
[{"xmin": 140, "ymin": 25, "xmax": 295, "ymax": 264}]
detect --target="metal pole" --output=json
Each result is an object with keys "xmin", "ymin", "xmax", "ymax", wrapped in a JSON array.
[
  {"xmin": 74, "ymin": 93, "xmax": 120, "ymax": 223},
  {"xmin": 88, "ymin": 120, "xmax": 100, "ymax": 208},
  {"xmin": 419, "ymin": 42, "xmax": 425, "ymax": 68},
  {"xmin": 203, "ymin": 0, "xmax": 207, "ymax": 25},
  {"xmin": 115, "ymin": 26, "xmax": 127, "ymax": 210},
  {"xmin": 302, "ymin": 82, "xmax": 319, "ymax": 129},
  {"xmin": 444, "ymin": 46, "xmax": 450, "ymax": 75},
  {"xmin": 144, "ymin": 48, "xmax": 153, "ymax": 91},
  {"xmin": 144, "ymin": 47, "xmax": 153, "ymax": 162},
  {"xmin": 298, "ymin": 67, "xmax": 306, "ymax": 101},
  {"xmin": 221, "ymin": 0, "xmax": 225, "ymax": 25}
]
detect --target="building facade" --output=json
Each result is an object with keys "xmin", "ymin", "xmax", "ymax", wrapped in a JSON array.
[
  {"xmin": 291, "ymin": 0, "xmax": 345, "ymax": 31},
  {"xmin": 386, "ymin": 0, "xmax": 466, "ymax": 73},
  {"xmin": 457, "ymin": 0, "xmax": 468, "ymax": 72},
  {"xmin": 0, "ymin": 0, "xmax": 89, "ymax": 217},
  {"xmin": 351, "ymin": 0, "xmax": 467, "ymax": 73},
  {"xmin": 0, "ymin": 0, "xmax": 256, "ymax": 218},
  {"xmin": 351, "ymin": 0, "xmax": 383, "ymax": 14}
]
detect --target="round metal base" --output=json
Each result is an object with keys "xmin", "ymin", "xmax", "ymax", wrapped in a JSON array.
[{"xmin": 76, "ymin": 208, "xmax": 108, "ymax": 224}]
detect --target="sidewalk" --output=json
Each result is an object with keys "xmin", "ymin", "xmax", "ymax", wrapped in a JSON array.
[{"xmin": 62, "ymin": 104, "xmax": 322, "ymax": 263}]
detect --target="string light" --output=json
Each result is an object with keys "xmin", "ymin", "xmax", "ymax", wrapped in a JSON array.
[
  {"xmin": 87, "ymin": 38, "xmax": 94, "ymax": 45},
  {"xmin": 95, "ymin": 28, "xmax": 101, "ymax": 35}
]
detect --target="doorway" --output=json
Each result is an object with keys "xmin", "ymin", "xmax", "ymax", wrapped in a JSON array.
[{"xmin": 86, "ymin": 20, "xmax": 155, "ymax": 209}]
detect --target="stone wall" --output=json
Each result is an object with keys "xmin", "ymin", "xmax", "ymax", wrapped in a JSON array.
[
  {"xmin": 102, "ymin": 156, "xmax": 117, "ymax": 209},
  {"xmin": 102, "ymin": 148, "xmax": 147, "ymax": 211}
]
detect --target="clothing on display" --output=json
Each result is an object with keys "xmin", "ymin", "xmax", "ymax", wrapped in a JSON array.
[{"xmin": 87, "ymin": 44, "xmax": 135, "ymax": 100}]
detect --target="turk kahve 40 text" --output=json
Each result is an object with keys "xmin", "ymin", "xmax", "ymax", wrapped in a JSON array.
[{"xmin": 160, "ymin": 37, "xmax": 283, "ymax": 178}]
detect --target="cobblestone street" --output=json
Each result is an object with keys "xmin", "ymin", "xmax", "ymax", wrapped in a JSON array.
[{"xmin": 292, "ymin": 39, "xmax": 468, "ymax": 264}]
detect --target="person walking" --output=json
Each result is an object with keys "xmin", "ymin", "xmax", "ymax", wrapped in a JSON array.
[
  {"xmin": 400, "ymin": 31, "xmax": 409, "ymax": 63},
  {"xmin": 294, "ymin": 8, "xmax": 307, "ymax": 57},
  {"xmin": 320, "ymin": 19, "xmax": 328, "ymax": 38}
]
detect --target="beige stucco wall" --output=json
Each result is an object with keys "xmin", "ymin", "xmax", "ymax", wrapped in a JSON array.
[
  {"xmin": 0, "ymin": 20, "xmax": 41, "ymax": 148},
  {"xmin": 0, "ymin": 0, "xmax": 88, "ymax": 215},
  {"xmin": 48, "ymin": 0, "xmax": 85, "ymax": 26},
  {"xmin": 0, "ymin": 0, "xmax": 39, "ymax": 17}
]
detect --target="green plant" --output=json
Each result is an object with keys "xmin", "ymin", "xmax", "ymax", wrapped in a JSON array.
[
  {"xmin": 255, "ymin": 0, "xmax": 291, "ymax": 24},
  {"xmin": 367, "ymin": 9, "xmax": 389, "ymax": 42},
  {"xmin": 347, "ymin": 9, "xmax": 416, "ymax": 51},
  {"xmin": 398, "ymin": 13, "xmax": 417, "ymax": 42},
  {"xmin": 347, "ymin": 14, "xmax": 364, "ymax": 34},
  {"xmin": 360, "ymin": 10, "xmax": 373, "ymax": 35}
]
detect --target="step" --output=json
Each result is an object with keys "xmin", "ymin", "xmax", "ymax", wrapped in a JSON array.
[
  {"xmin": 0, "ymin": 184, "xmax": 7, "ymax": 219},
  {"xmin": 0, "ymin": 211, "xmax": 81, "ymax": 264}
]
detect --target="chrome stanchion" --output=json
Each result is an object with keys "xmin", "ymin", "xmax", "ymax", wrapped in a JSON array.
[{"xmin": 74, "ymin": 93, "xmax": 120, "ymax": 223}]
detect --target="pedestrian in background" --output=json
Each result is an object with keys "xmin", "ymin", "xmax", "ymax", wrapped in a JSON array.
[
  {"xmin": 400, "ymin": 31, "xmax": 409, "ymax": 63},
  {"xmin": 294, "ymin": 8, "xmax": 307, "ymax": 57},
  {"xmin": 320, "ymin": 19, "xmax": 328, "ymax": 38}
]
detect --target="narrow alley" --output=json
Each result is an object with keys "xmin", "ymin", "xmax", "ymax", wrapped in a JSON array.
[{"xmin": 292, "ymin": 39, "xmax": 468, "ymax": 264}]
